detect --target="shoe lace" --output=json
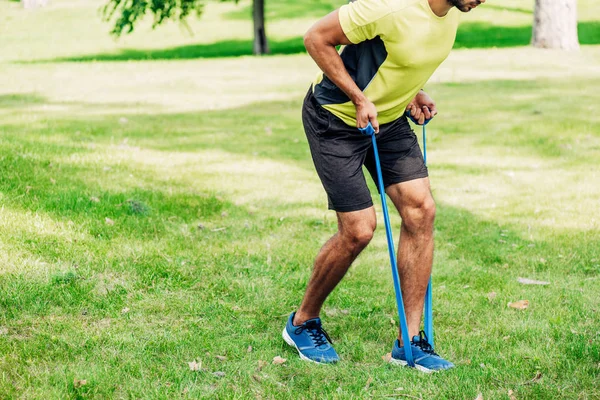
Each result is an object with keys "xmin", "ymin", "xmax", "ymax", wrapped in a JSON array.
[
  {"xmin": 412, "ymin": 330, "xmax": 439, "ymax": 356},
  {"xmin": 294, "ymin": 320, "xmax": 333, "ymax": 347}
]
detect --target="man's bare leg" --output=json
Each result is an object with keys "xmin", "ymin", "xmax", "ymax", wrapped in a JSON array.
[
  {"xmin": 294, "ymin": 207, "xmax": 377, "ymax": 326},
  {"xmin": 386, "ymin": 177, "xmax": 436, "ymax": 344}
]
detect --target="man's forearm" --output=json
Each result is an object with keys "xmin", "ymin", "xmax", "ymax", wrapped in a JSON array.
[{"xmin": 304, "ymin": 35, "xmax": 366, "ymax": 106}]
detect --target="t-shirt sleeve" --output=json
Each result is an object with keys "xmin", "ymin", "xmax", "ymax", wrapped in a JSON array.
[{"xmin": 338, "ymin": 0, "xmax": 394, "ymax": 44}]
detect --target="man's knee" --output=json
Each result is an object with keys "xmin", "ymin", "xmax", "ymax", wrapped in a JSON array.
[
  {"xmin": 340, "ymin": 214, "xmax": 376, "ymax": 250},
  {"xmin": 402, "ymin": 196, "xmax": 436, "ymax": 234}
]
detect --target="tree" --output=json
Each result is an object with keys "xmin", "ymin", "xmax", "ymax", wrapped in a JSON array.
[
  {"xmin": 102, "ymin": 0, "xmax": 270, "ymax": 55},
  {"xmin": 532, "ymin": 0, "xmax": 580, "ymax": 50},
  {"xmin": 252, "ymin": 0, "xmax": 269, "ymax": 55}
]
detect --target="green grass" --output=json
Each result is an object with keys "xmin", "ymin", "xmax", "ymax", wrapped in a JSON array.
[
  {"xmin": 224, "ymin": 0, "xmax": 345, "ymax": 21},
  {"xmin": 0, "ymin": 0, "xmax": 600, "ymax": 398}
]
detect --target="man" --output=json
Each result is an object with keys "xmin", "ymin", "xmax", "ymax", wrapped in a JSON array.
[{"xmin": 282, "ymin": 0, "xmax": 485, "ymax": 371}]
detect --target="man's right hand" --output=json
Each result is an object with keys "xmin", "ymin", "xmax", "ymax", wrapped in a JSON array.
[{"xmin": 355, "ymin": 99, "xmax": 379, "ymax": 133}]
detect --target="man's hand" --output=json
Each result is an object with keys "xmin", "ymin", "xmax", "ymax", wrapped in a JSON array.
[
  {"xmin": 355, "ymin": 99, "xmax": 379, "ymax": 133},
  {"xmin": 406, "ymin": 90, "xmax": 437, "ymax": 125}
]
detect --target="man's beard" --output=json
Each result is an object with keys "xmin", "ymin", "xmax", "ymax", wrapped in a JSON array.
[{"xmin": 448, "ymin": 0, "xmax": 480, "ymax": 12}]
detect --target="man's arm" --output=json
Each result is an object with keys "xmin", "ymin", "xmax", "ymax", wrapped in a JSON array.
[
  {"xmin": 304, "ymin": 10, "xmax": 380, "ymax": 132},
  {"xmin": 406, "ymin": 90, "xmax": 438, "ymax": 125}
]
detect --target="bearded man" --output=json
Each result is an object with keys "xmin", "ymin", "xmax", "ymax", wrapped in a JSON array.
[{"xmin": 283, "ymin": 0, "xmax": 485, "ymax": 371}]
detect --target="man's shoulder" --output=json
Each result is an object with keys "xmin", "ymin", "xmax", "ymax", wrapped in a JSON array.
[
  {"xmin": 387, "ymin": 0, "xmax": 423, "ymax": 13},
  {"xmin": 345, "ymin": 0, "xmax": 420, "ymax": 15}
]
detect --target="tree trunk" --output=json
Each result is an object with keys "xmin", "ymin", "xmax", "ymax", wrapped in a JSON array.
[
  {"xmin": 532, "ymin": 0, "xmax": 579, "ymax": 50},
  {"xmin": 252, "ymin": 0, "xmax": 269, "ymax": 55}
]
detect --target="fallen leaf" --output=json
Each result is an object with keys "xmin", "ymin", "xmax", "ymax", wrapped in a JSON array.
[
  {"xmin": 508, "ymin": 389, "xmax": 517, "ymax": 400},
  {"xmin": 247, "ymin": 345, "xmax": 253, "ymax": 352},
  {"xmin": 463, "ymin": 285, "xmax": 470, "ymax": 289},
  {"xmin": 252, "ymin": 374, "xmax": 262, "ymax": 382},
  {"xmin": 90, "ymin": 196, "xmax": 100, "ymax": 203},
  {"xmin": 475, "ymin": 394, "xmax": 483, "ymax": 400},
  {"xmin": 503, "ymin": 336, "xmax": 511, "ymax": 340},
  {"xmin": 530, "ymin": 371, "xmax": 542, "ymax": 383},
  {"xmin": 272, "ymin": 356, "xmax": 287, "ymax": 365},
  {"xmin": 539, "ymin": 258, "xmax": 547, "ymax": 263},
  {"xmin": 50, "ymin": 178, "xmax": 56, "ymax": 185},
  {"xmin": 213, "ymin": 371, "xmax": 225, "ymax": 378},
  {"xmin": 382, "ymin": 353, "xmax": 392, "ymax": 362},
  {"xmin": 364, "ymin": 376, "xmax": 373, "ymax": 390},
  {"xmin": 487, "ymin": 291, "xmax": 497, "ymax": 301},
  {"xmin": 73, "ymin": 379, "xmax": 87, "ymax": 388},
  {"xmin": 257, "ymin": 360, "xmax": 267, "ymax": 371},
  {"xmin": 508, "ymin": 300, "xmax": 529, "ymax": 310},
  {"xmin": 215, "ymin": 355, "xmax": 226, "ymax": 361},
  {"xmin": 105, "ymin": 217, "xmax": 115, "ymax": 226},
  {"xmin": 324, "ymin": 308, "xmax": 338, "ymax": 317},
  {"xmin": 517, "ymin": 277, "xmax": 550, "ymax": 286},
  {"xmin": 232, "ymin": 305, "xmax": 242, "ymax": 311},
  {"xmin": 188, "ymin": 360, "xmax": 201, "ymax": 371},
  {"xmin": 121, "ymin": 307, "xmax": 130, "ymax": 314},
  {"xmin": 390, "ymin": 317, "xmax": 396, "ymax": 326}
]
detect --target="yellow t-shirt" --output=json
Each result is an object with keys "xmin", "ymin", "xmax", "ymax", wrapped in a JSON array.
[{"xmin": 312, "ymin": 0, "xmax": 460, "ymax": 126}]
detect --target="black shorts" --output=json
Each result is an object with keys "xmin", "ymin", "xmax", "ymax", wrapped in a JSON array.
[{"xmin": 302, "ymin": 89, "xmax": 428, "ymax": 212}]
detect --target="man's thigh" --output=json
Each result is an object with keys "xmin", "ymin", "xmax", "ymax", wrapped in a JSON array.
[
  {"xmin": 302, "ymin": 90, "xmax": 374, "ymax": 212},
  {"xmin": 364, "ymin": 116, "xmax": 428, "ymax": 191}
]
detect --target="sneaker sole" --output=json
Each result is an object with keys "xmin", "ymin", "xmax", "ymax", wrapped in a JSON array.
[
  {"xmin": 281, "ymin": 328, "xmax": 333, "ymax": 365},
  {"xmin": 389, "ymin": 357, "xmax": 436, "ymax": 374}
]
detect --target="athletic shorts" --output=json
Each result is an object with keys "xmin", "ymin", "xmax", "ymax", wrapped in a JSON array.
[{"xmin": 302, "ymin": 88, "xmax": 428, "ymax": 212}]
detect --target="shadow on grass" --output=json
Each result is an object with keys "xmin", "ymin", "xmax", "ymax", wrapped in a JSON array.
[
  {"xmin": 223, "ymin": 0, "xmax": 344, "ymax": 21},
  {"xmin": 455, "ymin": 21, "xmax": 600, "ymax": 48},
  {"xmin": 52, "ymin": 37, "xmax": 306, "ymax": 62},
  {"xmin": 484, "ymin": 4, "xmax": 533, "ymax": 14},
  {"xmin": 33, "ymin": 21, "xmax": 600, "ymax": 63},
  {"xmin": 0, "ymin": 93, "xmax": 48, "ymax": 107}
]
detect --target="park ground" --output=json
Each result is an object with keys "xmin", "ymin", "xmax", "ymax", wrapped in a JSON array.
[{"xmin": 0, "ymin": 0, "xmax": 599, "ymax": 398}]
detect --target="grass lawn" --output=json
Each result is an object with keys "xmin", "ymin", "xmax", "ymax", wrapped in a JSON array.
[{"xmin": 0, "ymin": 0, "xmax": 599, "ymax": 398}]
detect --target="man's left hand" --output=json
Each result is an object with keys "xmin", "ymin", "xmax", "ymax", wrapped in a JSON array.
[{"xmin": 406, "ymin": 90, "xmax": 437, "ymax": 125}]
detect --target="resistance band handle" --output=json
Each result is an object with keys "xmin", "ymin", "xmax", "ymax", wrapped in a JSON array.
[
  {"xmin": 405, "ymin": 110, "xmax": 432, "ymax": 126},
  {"xmin": 358, "ymin": 122, "xmax": 376, "ymax": 136}
]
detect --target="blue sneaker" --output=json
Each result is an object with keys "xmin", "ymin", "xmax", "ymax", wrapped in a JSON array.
[
  {"xmin": 282, "ymin": 312, "xmax": 339, "ymax": 364},
  {"xmin": 390, "ymin": 331, "xmax": 455, "ymax": 373}
]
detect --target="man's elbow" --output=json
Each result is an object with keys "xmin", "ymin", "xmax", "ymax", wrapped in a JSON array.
[{"xmin": 303, "ymin": 29, "xmax": 316, "ymax": 52}]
